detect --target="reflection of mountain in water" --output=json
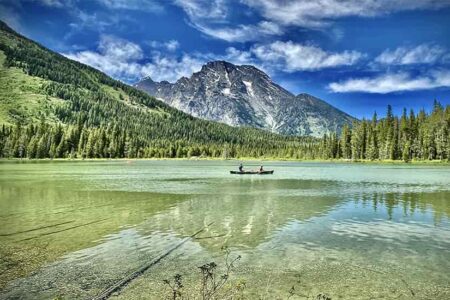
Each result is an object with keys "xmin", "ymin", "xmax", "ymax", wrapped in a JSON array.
[
  {"xmin": 135, "ymin": 179, "xmax": 343, "ymax": 250},
  {"xmin": 2, "ymin": 177, "xmax": 450, "ymax": 299},
  {"xmin": 0, "ymin": 179, "xmax": 344, "ymax": 299}
]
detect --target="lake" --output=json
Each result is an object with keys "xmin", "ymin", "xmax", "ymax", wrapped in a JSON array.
[{"xmin": 0, "ymin": 160, "xmax": 449, "ymax": 299}]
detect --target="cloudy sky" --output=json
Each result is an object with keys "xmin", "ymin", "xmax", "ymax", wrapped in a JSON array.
[{"xmin": 1, "ymin": 0, "xmax": 450, "ymax": 118}]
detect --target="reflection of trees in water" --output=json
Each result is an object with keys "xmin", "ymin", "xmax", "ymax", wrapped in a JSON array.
[
  {"xmin": 135, "ymin": 179, "xmax": 450, "ymax": 251},
  {"xmin": 137, "ymin": 179, "xmax": 343, "ymax": 250},
  {"xmin": 359, "ymin": 191, "xmax": 450, "ymax": 223},
  {"xmin": 1, "ymin": 178, "xmax": 449, "ymax": 297}
]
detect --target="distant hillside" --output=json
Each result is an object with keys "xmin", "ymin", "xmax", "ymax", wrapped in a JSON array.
[
  {"xmin": 0, "ymin": 21, "xmax": 317, "ymax": 159},
  {"xmin": 136, "ymin": 60, "xmax": 356, "ymax": 137}
]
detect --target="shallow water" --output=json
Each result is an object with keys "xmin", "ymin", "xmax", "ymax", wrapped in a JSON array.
[{"xmin": 0, "ymin": 160, "xmax": 449, "ymax": 299}]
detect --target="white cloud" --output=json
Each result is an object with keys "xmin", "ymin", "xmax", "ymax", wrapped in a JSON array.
[
  {"xmin": 191, "ymin": 21, "xmax": 282, "ymax": 42},
  {"xmin": 64, "ymin": 35, "xmax": 204, "ymax": 82},
  {"xmin": 64, "ymin": 35, "xmax": 145, "ymax": 82},
  {"xmin": 173, "ymin": 0, "xmax": 450, "ymax": 42},
  {"xmin": 165, "ymin": 40, "xmax": 180, "ymax": 51},
  {"xmin": 138, "ymin": 46, "xmax": 268, "ymax": 82},
  {"xmin": 173, "ymin": 0, "xmax": 283, "ymax": 42},
  {"xmin": 174, "ymin": 0, "xmax": 450, "ymax": 43},
  {"xmin": 140, "ymin": 53, "xmax": 205, "ymax": 82},
  {"xmin": 96, "ymin": 0, "xmax": 164, "ymax": 12},
  {"xmin": 147, "ymin": 40, "xmax": 180, "ymax": 52},
  {"xmin": 223, "ymin": 47, "xmax": 255, "ymax": 65},
  {"xmin": 328, "ymin": 70, "xmax": 450, "ymax": 93},
  {"xmin": 251, "ymin": 41, "xmax": 363, "ymax": 71},
  {"xmin": 64, "ymin": 35, "xmax": 366, "ymax": 83},
  {"xmin": 173, "ymin": 0, "xmax": 228, "ymax": 21},
  {"xmin": 99, "ymin": 35, "xmax": 143, "ymax": 60},
  {"xmin": 242, "ymin": 0, "xmax": 450, "ymax": 28},
  {"xmin": 375, "ymin": 44, "xmax": 447, "ymax": 65},
  {"xmin": 35, "ymin": 0, "xmax": 65, "ymax": 7},
  {"xmin": 175, "ymin": 0, "xmax": 450, "ymax": 42}
]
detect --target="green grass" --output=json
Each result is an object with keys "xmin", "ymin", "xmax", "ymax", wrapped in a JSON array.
[
  {"xmin": 100, "ymin": 84, "xmax": 169, "ymax": 117},
  {"xmin": 0, "ymin": 51, "xmax": 63, "ymax": 125}
]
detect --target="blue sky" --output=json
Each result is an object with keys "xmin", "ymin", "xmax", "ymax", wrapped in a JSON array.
[{"xmin": 1, "ymin": 0, "xmax": 450, "ymax": 119}]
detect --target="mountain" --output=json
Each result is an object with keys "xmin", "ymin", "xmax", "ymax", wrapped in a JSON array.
[
  {"xmin": 0, "ymin": 20, "xmax": 319, "ymax": 159},
  {"xmin": 135, "ymin": 61, "xmax": 356, "ymax": 137}
]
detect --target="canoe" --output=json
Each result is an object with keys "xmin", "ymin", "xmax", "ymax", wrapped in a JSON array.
[{"xmin": 230, "ymin": 170, "xmax": 274, "ymax": 175}]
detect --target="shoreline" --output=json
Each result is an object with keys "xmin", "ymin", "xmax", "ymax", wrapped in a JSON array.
[{"xmin": 0, "ymin": 157, "xmax": 449, "ymax": 165}]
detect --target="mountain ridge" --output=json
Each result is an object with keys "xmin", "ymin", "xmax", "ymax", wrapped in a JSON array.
[
  {"xmin": 0, "ymin": 20, "xmax": 318, "ymax": 160},
  {"xmin": 136, "ymin": 60, "xmax": 356, "ymax": 137}
]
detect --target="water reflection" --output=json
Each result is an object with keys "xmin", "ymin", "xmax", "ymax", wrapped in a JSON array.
[
  {"xmin": 0, "ymin": 161, "xmax": 449, "ymax": 299},
  {"xmin": 0, "ymin": 184, "xmax": 187, "ymax": 290}
]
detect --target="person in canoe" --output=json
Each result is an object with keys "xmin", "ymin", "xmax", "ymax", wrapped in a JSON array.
[
  {"xmin": 259, "ymin": 165, "xmax": 264, "ymax": 172},
  {"xmin": 239, "ymin": 163, "xmax": 244, "ymax": 172}
]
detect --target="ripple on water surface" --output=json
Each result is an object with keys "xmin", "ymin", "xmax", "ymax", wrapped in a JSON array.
[{"xmin": 0, "ymin": 161, "xmax": 449, "ymax": 299}]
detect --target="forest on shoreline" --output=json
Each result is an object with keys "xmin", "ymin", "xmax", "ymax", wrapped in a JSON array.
[{"xmin": 1, "ymin": 102, "xmax": 448, "ymax": 162}]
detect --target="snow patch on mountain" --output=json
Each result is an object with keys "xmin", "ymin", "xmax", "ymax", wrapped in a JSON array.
[
  {"xmin": 243, "ymin": 81, "xmax": 255, "ymax": 97},
  {"xmin": 135, "ymin": 60, "xmax": 356, "ymax": 137},
  {"xmin": 222, "ymin": 88, "xmax": 231, "ymax": 96}
]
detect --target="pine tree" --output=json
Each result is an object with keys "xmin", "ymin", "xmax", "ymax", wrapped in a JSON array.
[
  {"xmin": 366, "ymin": 112, "xmax": 378, "ymax": 160},
  {"xmin": 340, "ymin": 124, "xmax": 352, "ymax": 159},
  {"xmin": 27, "ymin": 136, "xmax": 38, "ymax": 158},
  {"xmin": 85, "ymin": 131, "xmax": 96, "ymax": 158}
]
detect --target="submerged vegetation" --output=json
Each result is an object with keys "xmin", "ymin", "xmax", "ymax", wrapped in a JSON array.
[{"xmin": 0, "ymin": 21, "xmax": 448, "ymax": 161}]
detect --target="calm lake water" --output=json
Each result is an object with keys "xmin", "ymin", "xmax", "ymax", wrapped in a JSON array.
[{"xmin": 0, "ymin": 160, "xmax": 449, "ymax": 299}]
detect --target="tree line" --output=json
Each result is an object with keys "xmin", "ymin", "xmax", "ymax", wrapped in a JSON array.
[
  {"xmin": 0, "ymin": 102, "xmax": 448, "ymax": 161},
  {"xmin": 318, "ymin": 102, "xmax": 449, "ymax": 162},
  {"xmin": 0, "ymin": 119, "xmax": 318, "ymax": 159}
]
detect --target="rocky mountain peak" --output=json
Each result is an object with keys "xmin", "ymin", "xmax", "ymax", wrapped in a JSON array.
[{"xmin": 135, "ymin": 60, "xmax": 356, "ymax": 137}]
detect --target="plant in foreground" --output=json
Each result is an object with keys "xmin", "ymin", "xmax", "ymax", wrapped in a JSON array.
[
  {"xmin": 163, "ymin": 247, "xmax": 333, "ymax": 299},
  {"xmin": 163, "ymin": 246, "xmax": 242, "ymax": 300}
]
